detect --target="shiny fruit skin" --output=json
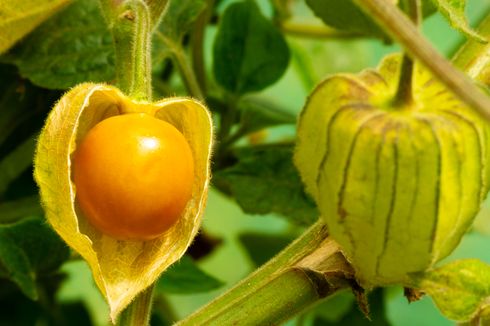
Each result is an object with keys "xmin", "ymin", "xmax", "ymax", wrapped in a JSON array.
[{"xmin": 73, "ymin": 113, "xmax": 194, "ymax": 240}]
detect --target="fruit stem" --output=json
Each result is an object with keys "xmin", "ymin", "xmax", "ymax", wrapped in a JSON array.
[
  {"xmin": 353, "ymin": 0, "xmax": 490, "ymax": 121},
  {"xmin": 102, "ymin": 0, "xmax": 153, "ymax": 101},
  {"xmin": 393, "ymin": 0, "xmax": 420, "ymax": 107},
  {"xmin": 117, "ymin": 286, "xmax": 154, "ymax": 326},
  {"xmin": 175, "ymin": 221, "xmax": 353, "ymax": 325}
]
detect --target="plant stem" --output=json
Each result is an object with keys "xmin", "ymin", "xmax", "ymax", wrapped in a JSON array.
[
  {"xmin": 191, "ymin": 0, "xmax": 214, "ymax": 94},
  {"xmin": 172, "ymin": 46, "xmax": 205, "ymax": 101},
  {"xmin": 103, "ymin": 0, "xmax": 153, "ymax": 101},
  {"xmin": 100, "ymin": 1, "xmax": 155, "ymax": 325},
  {"xmin": 452, "ymin": 12, "xmax": 490, "ymax": 82},
  {"xmin": 154, "ymin": 31, "xmax": 205, "ymax": 100},
  {"xmin": 117, "ymin": 286, "xmax": 154, "ymax": 326},
  {"xmin": 353, "ymin": 0, "xmax": 490, "ymax": 121},
  {"xmin": 393, "ymin": 0, "xmax": 420, "ymax": 106},
  {"xmin": 177, "ymin": 221, "xmax": 350, "ymax": 326},
  {"xmin": 203, "ymin": 267, "xmax": 348, "ymax": 325},
  {"xmin": 280, "ymin": 21, "xmax": 362, "ymax": 39}
]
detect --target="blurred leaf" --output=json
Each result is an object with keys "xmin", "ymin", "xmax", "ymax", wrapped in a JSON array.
[
  {"xmin": 0, "ymin": 279, "xmax": 43, "ymax": 324},
  {"xmin": 213, "ymin": 0, "xmax": 290, "ymax": 95},
  {"xmin": 314, "ymin": 289, "xmax": 390, "ymax": 325},
  {"xmin": 0, "ymin": 135, "xmax": 36, "ymax": 196},
  {"xmin": 158, "ymin": 0, "xmax": 206, "ymax": 44},
  {"xmin": 410, "ymin": 259, "xmax": 490, "ymax": 322},
  {"xmin": 305, "ymin": 0, "xmax": 438, "ymax": 41},
  {"xmin": 0, "ymin": 0, "xmax": 71, "ymax": 54},
  {"xmin": 0, "ymin": 217, "xmax": 69, "ymax": 299},
  {"xmin": 3, "ymin": 217, "xmax": 69, "ymax": 274},
  {"xmin": 0, "ymin": 226, "xmax": 37, "ymax": 300},
  {"xmin": 238, "ymin": 97, "xmax": 296, "ymax": 135},
  {"xmin": 153, "ymin": 0, "xmax": 207, "ymax": 73},
  {"xmin": 60, "ymin": 302, "xmax": 94, "ymax": 326},
  {"xmin": 239, "ymin": 233, "xmax": 294, "ymax": 266},
  {"xmin": 0, "ymin": 66, "xmax": 56, "ymax": 148},
  {"xmin": 305, "ymin": 0, "xmax": 387, "ymax": 39},
  {"xmin": 422, "ymin": 1, "xmax": 438, "ymax": 17},
  {"xmin": 431, "ymin": 0, "xmax": 487, "ymax": 43},
  {"xmin": 2, "ymin": 0, "xmax": 114, "ymax": 89},
  {"xmin": 156, "ymin": 255, "xmax": 224, "ymax": 294},
  {"xmin": 0, "ymin": 195, "xmax": 43, "ymax": 224},
  {"xmin": 214, "ymin": 144, "xmax": 319, "ymax": 225},
  {"xmin": 312, "ymin": 291, "xmax": 355, "ymax": 323}
]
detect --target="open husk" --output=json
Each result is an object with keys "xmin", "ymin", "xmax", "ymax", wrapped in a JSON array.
[{"xmin": 34, "ymin": 83, "xmax": 213, "ymax": 320}]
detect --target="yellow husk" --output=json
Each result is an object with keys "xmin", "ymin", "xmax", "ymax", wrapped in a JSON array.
[{"xmin": 34, "ymin": 83, "xmax": 213, "ymax": 321}]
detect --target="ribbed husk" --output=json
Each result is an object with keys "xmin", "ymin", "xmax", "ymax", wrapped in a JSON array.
[
  {"xmin": 34, "ymin": 83, "xmax": 213, "ymax": 320},
  {"xmin": 295, "ymin": 55, "xmax": 490, "ymax": 287}
]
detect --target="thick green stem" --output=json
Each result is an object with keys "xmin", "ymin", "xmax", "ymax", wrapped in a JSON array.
[
  {"xmin": 176, "ymin": 221, "xmax": 340, "ymax": 325},
  {"xmin": 203, "ymin": 267, "xmax": 348, "ymax": 326},
  {"xmin": 393, "ymin": 0, "xmax": 420, "ymax": 106},
  {"xmin": 353, "ymin": 0, "xmax": 490, "ymax": 121},
  {"xmin": 117, "ymin": 286, "xmax": 155, "ymax": 326},
  {"xmin": 102, "ymin": 0, "xmax": 153, "ymax": 101}
]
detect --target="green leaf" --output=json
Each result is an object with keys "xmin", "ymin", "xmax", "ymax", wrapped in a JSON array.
[
  {"xmin": 0, "ymin": 228, "xmax": 37, "ymax": 300},
  {"xmin": 0, "ymin": 65, "xmax": 57, "ymax": 147},
  {"xmin": 0, "ymin": 217, "xmax": 68, "ymax": 300},
  {"xmin": 305, "ymin": 0, "xmax": 438, "ymax": 40},
  {"xmin": 158, "ymin": 0, "xmax": 206, "ymax": 44},
  {"xmin": 0, "ymin": 196, "xmax": 43, "ymax": 224},
  {"xmin": 2, "ymin": 0, "xmax": 114, "ymax": 89},
  {"xmin": 422, "ymin": 0, "xmax": 438, "ymax": 17},
  {"xmin": 156, "ymin": 256, "xmax": 223, "ymax": 294},
  {"xmin": 311, "ymin": 291, "xmax": 354, "ymax": 324},
  {"xmin": 153, "ymin": 0, "xmax": 207, "ymax": 64},
  {"xmin": 238, "ymin": 97, "xmax": 296, "ymax": 136},
  {"xmin": 410, "ymin": 259, "xmax": 490, "ymax": 322},
  {"xmin": 214, "ymin": 144, "xmax": 319, "ymax": 225},
  {"xmin": 238, "ymin": 233, "xmax": 294, "ymax": 267},
  {"xmin": 430, "ymin": 0, "xmax": 487, "ymax": 43},
  {"xmin": 0, "ymin": 135, "xmax": 36, "ymax": 196},
  {"xmin": 305, "ymin": 0, "xmax": 387, "ymax": 40},
  {"xmin": 0, "ymin": 0, "xmax": 71, "ymax": 54},
  {"xmin": 313, "ymin": 289, "xmax": 389, "ymax": 325},
  {"xmin": 4, "ymin": 217, "xmax": 70, "ymax": 274},
  {"xmin": 213, "ymin": 0, "xmax": 290, "ymax": 95}
]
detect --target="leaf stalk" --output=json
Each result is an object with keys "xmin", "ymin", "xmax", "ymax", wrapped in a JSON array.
[{"xmin": 353, "ymin": 0, "xmax": 490, "ymax": 121}]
